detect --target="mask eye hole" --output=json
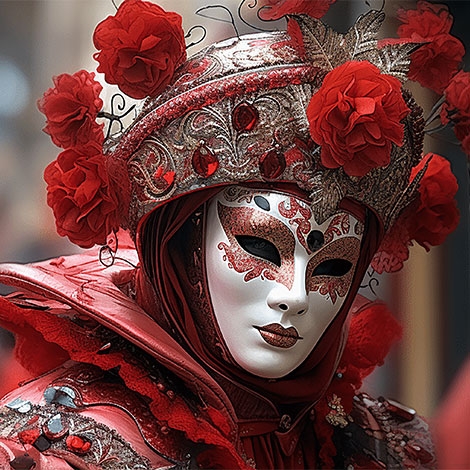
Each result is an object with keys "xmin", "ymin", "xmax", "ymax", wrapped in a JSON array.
[
  {"xmin": 235, "ymin": 235, "xmax": 281, "ymax": 267},
  {"xmin": 312, "ymin": 259, "xmax": 352, "ymax": 277}
]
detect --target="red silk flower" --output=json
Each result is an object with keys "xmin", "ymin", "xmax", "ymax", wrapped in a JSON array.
[
  {"xmin": 307, "ymin": 61, "xmax": 410, "ymax": 177},
  {"xmin": 38, "ymin": 70, "xmax": 103, "ymax": 149},
  {"xmin": 397, "ymin": 1, "xmax": 464, "ymax": 94},
  {"xmin": 44, "ymin": 143, "xmax": 119, "ymax": 248},
  {"xmin": 397, "ymin": 1, "xmax": 453, "ymax": 38},
  {"xmin": 258, "ymin": 0, "xmax": 336, "ymax": 21},
  {"xmin": 408, "ymin": 154, "xmax": 459, "ymax": 249},
  {"xmin": 372, "ymin": 154, "xmax": 459, "ymax": 273},
  {"xmin": 93, "ymin": 0, "xmax": 187, "ymax": 99},
  {"xmin": 370, "ymin": 218, "xmax": 413, "ymax": 274},
  {"xmin": 441, "ymin": 70, "xmax": 470, "ymax": 145},
  {"xmin": 407, "ymin": 35, "xmax": 465, "ymax": 94}
]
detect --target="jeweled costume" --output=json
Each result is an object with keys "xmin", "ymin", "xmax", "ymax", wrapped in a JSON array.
[{"xmin": 0, "ymin": 1, "xmax": 459, "ymax": 468}]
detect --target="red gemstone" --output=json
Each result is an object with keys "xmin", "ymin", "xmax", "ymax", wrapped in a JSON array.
[
  {"xmin": 259, "ymin": 149, "xmax": 286, "ymax": 180},
  {"xmin": 383, "ymin": 398, "xmax": 416, "ymax": 422},
  {"xmin": 42, "ymin": 414, "xmax": 68, "ymax": 440},
  {"xmin": 18, "ymin": 428, "xmax": 41, "ymax": 445},
  {"xmin": 66, "ymin": 435, "xmax": 92, "ymax": 454},
  {"xmin": 192, "ymin": 144, "xmax": 219, "ymax": 178},
  {"xmin": 232, "ymin": 102, "xmax": 259, "ymax": 132}
]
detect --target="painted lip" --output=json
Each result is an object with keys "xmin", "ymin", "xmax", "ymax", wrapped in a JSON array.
[{"xmin": 254, "ymin": 323, "xmax": 302, "ymax": 349}]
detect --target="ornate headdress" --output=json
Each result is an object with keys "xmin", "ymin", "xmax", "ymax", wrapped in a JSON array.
[{"xmin": 39, "ymin": 0, "xmax": 462, "ymax": 274}]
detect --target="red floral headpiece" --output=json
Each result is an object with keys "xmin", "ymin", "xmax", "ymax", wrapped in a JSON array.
[
  {"xmin": 38, "ymin": 0, "xmax": 462, "ymax": 265},
  {"xmin": 39, "ymin": 0, "xmax": 186, "ymax": 248}
]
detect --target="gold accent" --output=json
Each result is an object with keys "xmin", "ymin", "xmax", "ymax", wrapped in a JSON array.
[{"xmin": 325, "ymin": 394, "xmax": 350, "ymax": 428}]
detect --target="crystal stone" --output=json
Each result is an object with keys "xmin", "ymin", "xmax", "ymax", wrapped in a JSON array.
[
  {"xmin": 259, "ymin": 149, "xmax": 286, "ymax": 180},
  {"xmin": 192, "ymin": 144, "xmax": 219, "ymax": 178},
  {"xmin": 232, "ymin": 102, "xmax": 259, "ymax": 132}
]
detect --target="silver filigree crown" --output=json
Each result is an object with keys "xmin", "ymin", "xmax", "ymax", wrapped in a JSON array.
[{"xmin": 106, "ymin": 10, "xmax": 424, "ymax": 234}]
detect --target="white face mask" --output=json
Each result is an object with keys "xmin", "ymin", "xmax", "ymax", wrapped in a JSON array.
[{"xmin": 205, "ymin": 187, "xmax": 364, "ymax": 379}]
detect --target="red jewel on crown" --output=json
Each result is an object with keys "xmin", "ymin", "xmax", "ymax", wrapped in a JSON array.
[
  {"xmin": 232, "ymin": 102, "xmax": 259, "ymax": 132},
  {"xmin": 259, "ymin": 147, "xmax": 286, "ymax": 180},
  {"xmin": 192, "ymin": 142, "xmax": 219, "ymax": 178}
]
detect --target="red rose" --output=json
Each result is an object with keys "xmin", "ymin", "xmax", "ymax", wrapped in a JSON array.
[
  {"xmin": 441, "ymin": 70, "xmax": 470, "ymax": 126},
  {"xmin": 397, "ymin": 1, "xmax": 453, "ymax": 39},
  {"xmin": 258, "ymin": 0, "xmax": 336, "ymax": 21},
  {"xmin": 38, "ymin": 70, "xmax": 103, "ymax": 149},
  {"xmin": 307, "ymin": 61, "xmax": 410, "ymax": 177},
  {"xmin": 396, "ymin": 1, "xmax": 464, "ymax": 94},
  {"xmin": 93, "ymin": 0, "xmax": 186, "ymax": 99},
  {"xmin": 372, "ymin": 155, "xmax": 459, "ymax": 273},
  {"xmin": 44, "ymin": 143, "xmax": 119, "ymax": 248},
  {"xmin": 441, "ymin": 70, "xmax": 470, "ymax": 154},
  {"xmin": 408, "ymin": 154, "xmax": 459, "ymax": 249},
  {"xmin": 408, "ymin": 34, "xmax": 465, "ymax": 94}
]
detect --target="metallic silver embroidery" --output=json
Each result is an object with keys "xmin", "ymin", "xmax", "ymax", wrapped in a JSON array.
[{"xmin": 0, "ymin": 404, "xmax": 153, "ymax": 469}]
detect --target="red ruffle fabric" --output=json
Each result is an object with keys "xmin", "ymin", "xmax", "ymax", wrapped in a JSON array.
[{"xmin": 0, "ymin": 295, "xmax": 249, "ymax": 469}]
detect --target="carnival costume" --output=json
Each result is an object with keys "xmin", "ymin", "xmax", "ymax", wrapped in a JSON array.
[{"xmin": 0, "ymin": 0, "xmax": 465, "ymax": 468}]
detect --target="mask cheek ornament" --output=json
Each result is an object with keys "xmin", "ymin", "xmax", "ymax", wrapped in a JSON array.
[{"xmin": 205, "ymin": 188, "xmax": 364, "ymax": 379}]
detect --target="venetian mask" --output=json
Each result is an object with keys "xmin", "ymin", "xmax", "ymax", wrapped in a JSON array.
[{"xmin": 204, "ymin": 187, "xmax": 364, "ymax": 379}]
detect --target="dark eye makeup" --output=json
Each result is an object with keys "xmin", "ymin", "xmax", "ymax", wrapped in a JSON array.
[
  {"xmin": 312, "ymin": 259, "xmax": 352, "ymax": 277},
  {"xmin": 235, "ymin": 235, "xmax": 281, "ymax": 267}
]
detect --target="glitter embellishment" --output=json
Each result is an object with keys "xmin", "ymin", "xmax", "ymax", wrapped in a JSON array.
[
  {"xmin": 324, "ymin": 213, "xmax": 351, "ymax": 244},
  {"xmin": 326, "ymin": 394, "xmax": 349, "ymax": 428},
  {"xmin": 0, "ymin": 403, "xmax": 154, "ymax": 469},
  {"xmin": 307, "ymin": 236, "xmax": 361, "ymax": 304},
  {"xmin": 217, "ymin": 203, "xmax": 295, "ymax": 288},
  {"xmin": 278, "ymin": 196, "xmax": 313, "ymax": 252}
]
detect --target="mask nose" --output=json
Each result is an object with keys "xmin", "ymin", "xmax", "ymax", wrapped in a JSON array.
[
  {"xmin": 267, "ymin": 263, "xmax": 309, "ymax": 316},
  {"xmin": 276, "ymin": 300, "xmax": 307, "ymax": 315}
]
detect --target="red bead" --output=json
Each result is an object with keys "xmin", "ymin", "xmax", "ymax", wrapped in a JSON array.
[
  {"xmin": 66, "ymin": 435, "xmax": 92, "ymax": 454},
  {"xmin": 192, "ymin": 144, "xmax": 219, "ymax": 178},
  {"xmin": 232, "ymin": 102, "xmax": 259, "ymax": 132},
  {"xmin": 383, "ymin": 398, "xmax": 416, "ymax": 422},
  {"xmin": 18, "ymin": 428, "xmax": 41, "ymax": 445},
  {"xmin": 259, "ymin": 149, "xmax": 286, "ymax": 179}
]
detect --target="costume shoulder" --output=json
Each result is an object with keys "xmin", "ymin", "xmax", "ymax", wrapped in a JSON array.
[
  {"xmin": 0, "ymin": 246, "xmax": 234, "ymax": 416},
  {"xmin": 0, "ymin": 362, "xmax": 191, "ymax": 469},
  {"xmin": 335, "ymin": 392, "xmax": 436, "ymax": 469},
  {"xmin": 0, "ymin": 250, "xmax": 249, "ymax": 469}
]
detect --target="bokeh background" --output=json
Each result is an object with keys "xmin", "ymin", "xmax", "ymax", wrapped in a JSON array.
[{"xmin": 0, "ymin": 0, "xmax": 468, "ymax": 421}]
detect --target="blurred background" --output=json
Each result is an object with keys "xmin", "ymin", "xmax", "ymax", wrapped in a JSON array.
[{"xmin": 0, "ymin": 0, "xmax": 468, "ymax": 420}]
